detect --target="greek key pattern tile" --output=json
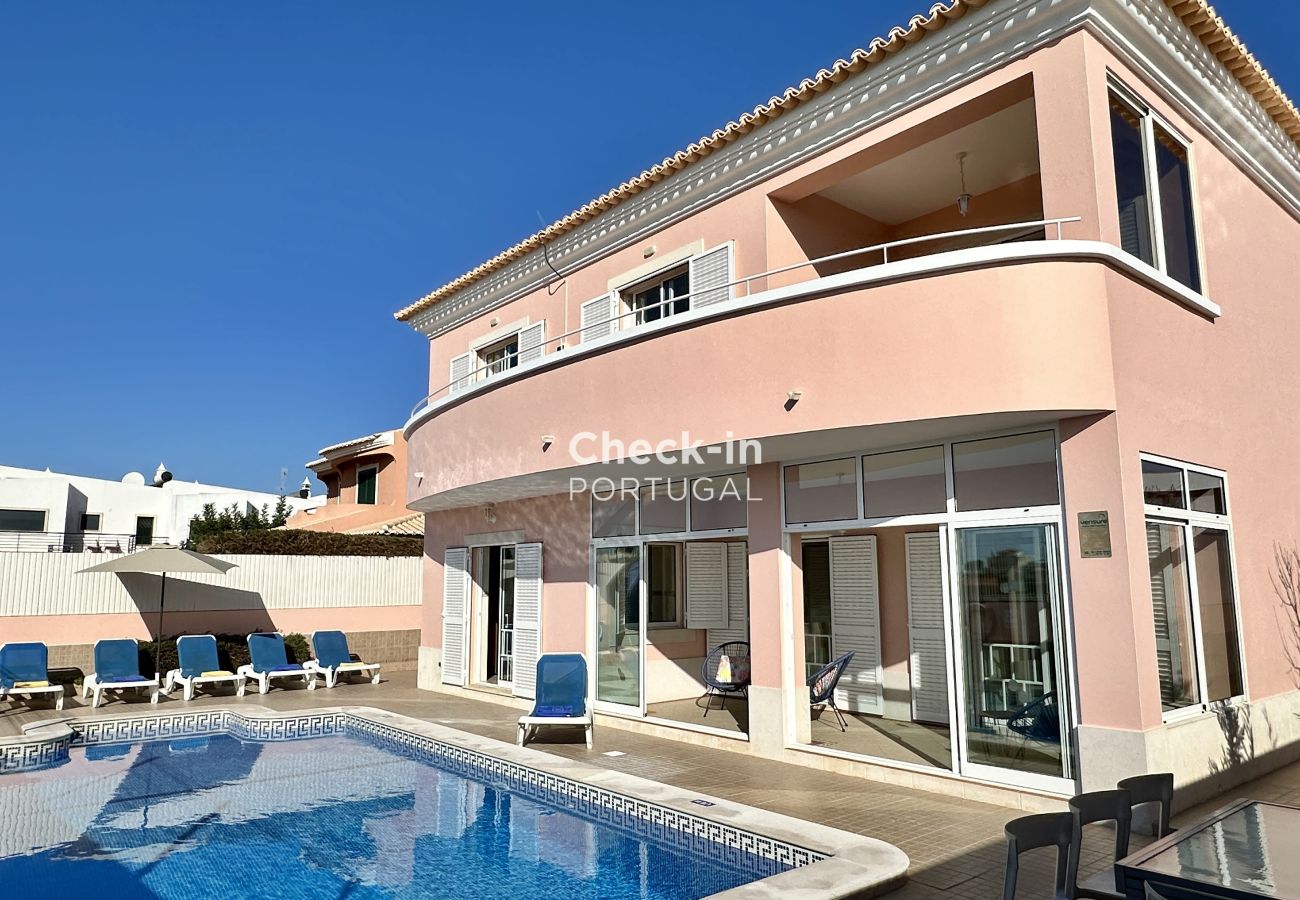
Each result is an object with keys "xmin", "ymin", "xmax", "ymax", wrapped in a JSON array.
[
  {"xmin": 0, "ymin": 735, "xmax": 72, "ymax": 773},
  {"xmin": 343, "ymin": 715, "xmax": 820, "ymax": 872}
]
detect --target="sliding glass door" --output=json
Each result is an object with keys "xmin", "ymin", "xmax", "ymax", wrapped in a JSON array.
[
  {"xmin": 594, "ymin": 545, "xmax": 642, "ymax": 711},
  {"xmin": 953, "ymin": 523, "xmax": 1070, "ymax": 786}
]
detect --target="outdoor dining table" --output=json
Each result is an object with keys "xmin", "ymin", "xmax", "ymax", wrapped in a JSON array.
[{"xmin": 1116, "ymin": 799, "xmax": 1300, "ymax": 898}]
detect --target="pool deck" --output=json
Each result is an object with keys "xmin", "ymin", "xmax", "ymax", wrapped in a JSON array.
[{"xmin": 5, "ymin": 672, "xmax": 1298, "ymax": 898}]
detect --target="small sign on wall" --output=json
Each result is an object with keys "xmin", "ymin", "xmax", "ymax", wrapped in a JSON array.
[{"xmin": 1078, "ymin": 511, "xmax": 1112, "ymax": 558}]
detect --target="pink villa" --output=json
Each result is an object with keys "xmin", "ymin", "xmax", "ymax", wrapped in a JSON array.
[
  {"xmin": 396, "ymin": 0, "xmax": 1300, "ymax": 805},
  {"xmin": 285, "ymin": 429, "xmax": 421, "ymax": 535}
]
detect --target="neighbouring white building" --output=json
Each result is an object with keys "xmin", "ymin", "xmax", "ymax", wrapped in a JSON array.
[{"xmin": 0, "ymin": 463, "xmax": 325, "ymax": 551}]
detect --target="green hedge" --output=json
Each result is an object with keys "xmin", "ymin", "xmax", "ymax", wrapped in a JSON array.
[
  {"xmin": 193, "ymin": 530, "xmax": 422, "ymax": 556},
  {"xmin": 136, "ymin": 632, "xmax": 312, "ymax": 673}
]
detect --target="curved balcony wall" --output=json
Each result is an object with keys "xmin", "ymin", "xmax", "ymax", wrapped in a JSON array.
[{"xmin": 407, "ymin": 252, "xmax": 1125, "ymax": 509}]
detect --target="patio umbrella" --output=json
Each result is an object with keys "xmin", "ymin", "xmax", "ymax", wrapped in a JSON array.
[{"xmin": 79, "ymin": 546, "xmax": 238, "ymax": 678}]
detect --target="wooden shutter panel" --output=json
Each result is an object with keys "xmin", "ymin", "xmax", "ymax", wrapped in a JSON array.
[
  {"xmin": 829, "ymin": 535, "xmax": 882, "ymax": 715},
  {"xmin": 906, "ymin": 532, "xmax": 950, "ymax": 725},
  {"xmin": 689, "ymin": 242, "xmax": 733, "ymax": 308},
  {"xmin": 685, "ymin": 542, "xmax": 729, "ymax": 630},
  {"xmin": 580, "ymin": 292, "xmax": 619, "ymax": 343},
  {"xmin": 708, "ymin": 542, "xmax": 749, "ymax": 647},
  {"xmin": 511, "ymin": 542, "xmax": 543, "ymax": 700},
  {"xmin": 516, "ymin": 321, "xmax": 545, "ymax": 365},
  {"xmin": 448, "ymin": 352, "xmax": 474, "ymax": 395},
  {"xmin": 441, "ymin": 547, "xmax": 470, "ymax": 686}
]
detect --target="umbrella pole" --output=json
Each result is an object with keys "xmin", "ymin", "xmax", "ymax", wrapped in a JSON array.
[{"xmin": 155, "ymin": 573, "xmax": 166, "ymax": 680}]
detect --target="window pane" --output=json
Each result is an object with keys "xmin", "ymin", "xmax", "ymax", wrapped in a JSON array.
[
  {"xmin": 639, "ymin": 481, "xmax": 687, "ymax": 535},
  {"xmin": 0, "ymin": 509, "xmax": 46, "ymax": 532},
  {"xmin": 1142, "ymin": 460, "xmax": 1185, "ymax": 508},
  {"xmin": 801, "ymin": 542, "xmax": 833, "ymax": 679},
  {"xmin": 592, "ymin": 491, "xmax": 637, "ymax": 537},
  {"xmin": 595, "ymin": 545, "xmax": 640, "ymax": 706},
  {"xmin": 1154, "ymin": 126, "xmax": 1201, "ymax": 293},
  {"xmin": 647, "ymin": 544, "xmax": 678, "ymax": 625},
  {"xmin": 952, "ymin": 432, "xmax": 1058, "ymax": 512},
  {"xmin": 1188, "ymin": 471, "xmax": 1226, "ymax": 515},
  {"xmin": 689, "ymin": 475, "xmax": 747, "ymax": 531},
  {"xmin": 784, "ymin": 459, "xmax": 858, "ymax": 523},
  {"xmin": 862, "ymin": 446, "xmax": 947, "ymax": 517},
  {"xmin": 81, "ymin": 513, "xmax": 101, "ymax": 532},
  {"xmin": 1146, "ymin": 521, "xmax": 1200, "ymax": 711},
  {"xmin": 1110, "ymin": 94, "xmax": 1155, "ymax": 265},
  {"xmin": 1193, "ymin": 528, "xmax": 1244, "ymax": 702},
  {"xmin": 357, "ymin": 467, "xmax": 377, "ymax": 505}
]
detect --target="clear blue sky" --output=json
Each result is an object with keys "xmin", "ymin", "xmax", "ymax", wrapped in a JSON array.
[{"xmin": 2, "ymin": 3, "xmax": 1296, "ymax": 494}]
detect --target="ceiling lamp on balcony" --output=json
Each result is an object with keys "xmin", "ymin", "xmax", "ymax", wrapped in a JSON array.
[{"xmin": 956, "ymin": 151, "xmax": 971, "ymax": 217}]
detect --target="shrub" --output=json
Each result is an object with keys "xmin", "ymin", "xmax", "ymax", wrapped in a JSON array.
[
  {"xmin": 185, "ymin": 498, "xmax": 293, "ymax": 548},
  {"xmin": 193, "ymin": 530, "xmax": 422, "ymax": 557},
  {"xmin": 136, "ymin": 631, "xmax": 311, "ymax": 674}
]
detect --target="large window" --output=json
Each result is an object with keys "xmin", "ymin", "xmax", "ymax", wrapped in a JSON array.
[
  {"xmin": 625, "ymin": 268, "xmax": 689, "ymax": 325},
  {"xmin": 646, "ymin": 543, "xmax": 681, "ymax": 627},
  {"xmin": 952, "ymin": 431, "xmax": 1059, "ymax": 512},
  {"xmin": 862, "ymin": 445, "xmax": 946, "ymax": 517},
  {"xmin": 1108, "ymin": 86, "xmax": 1202, "ymax": 293},
  {"xmin": 0, "ymin": 509, "xmax": 46, "ymax": 532},
  {"xmin": 784, "ymin": 458, "xmax": 858, "ymax": 524},
  {"xmin": 1142, "ymin": 455, "xmax": 1243, "ymax": 715},
  {"xmin": 478, "ymin": 335, "xmax": 519, "ymax": 378}
]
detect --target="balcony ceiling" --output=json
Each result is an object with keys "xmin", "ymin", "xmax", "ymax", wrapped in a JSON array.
[{"xmin": 819, "ymin": 98, "xmax": 1041, "ymax": 225}]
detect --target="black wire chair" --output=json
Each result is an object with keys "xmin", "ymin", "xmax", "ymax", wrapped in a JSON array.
[
  {"xmin": 807, "ymin": 651, "xmax": 855, "ymax": 731},
  {"xmin": 700, "ymin": 641, "xmax": 750, "ymax": 717}
]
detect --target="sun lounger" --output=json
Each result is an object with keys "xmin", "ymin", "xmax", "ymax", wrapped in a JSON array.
[
  {"xmin": 0, "ymin": 642, "xmax": 65, "ymax": 710},
  {"xmin": 82, "ymin": 638, "xmax": 160, "ymax": 708},
  {"xmin": 164, "ymin": 635, "xmax": 246, "ymax": 701},
  {"xmin": 304, "ymin": 630, "xmax": 381, "ymax": 688},
  {"xmin": 238, "ymin": 632, "xmax": 314, "ymax": 694},
  {"xmin": 517, "ymin": 653, "xmax": 592, "ymax": 749}
]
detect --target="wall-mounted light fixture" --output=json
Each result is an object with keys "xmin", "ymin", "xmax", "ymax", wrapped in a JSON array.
[
  {"xmin": 785, "ymin": 390, "xmax": 803, "ymax": 412},
  {"xmin": 956, "ymin": 151, "xmax": 971, "ymax": 217},
  {"xmin": 482, "ymin": 503, "xmax": 497, "ymax": 524},
  {"xmin": 643, "ymin": 245, "xmax": 656, "ymax": 259},
  {"xmin": 541, "ymin": 435, "xmax": 555, "ymax": 451}
]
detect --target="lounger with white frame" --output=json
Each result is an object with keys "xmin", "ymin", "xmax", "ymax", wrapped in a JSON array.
[
  {"xmin": 304, "ymin": 630, "xmax": 381, "ymax": 688},
  {"xmin": 164, "ymin": 634, "xmax": 246, "ymax": 701},
  {"xmin": 517, "ymin": 653, "xmax": 593, "ymax": 750},
  {"xmin": 238, "ymin": 632, "xmax": 315, "ymax": 694},
  {"xmin": 82, "ymin": 638, "xmax": 160, "ymax": 708},
  {"xmin": 0, "ymin": 642, "xmax": 66, "ymax": 711}
]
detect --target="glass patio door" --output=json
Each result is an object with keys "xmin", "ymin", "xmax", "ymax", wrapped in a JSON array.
[
  {"xmin": 953, "ymin": 523, "xmax": 1071, "ymax": 788},
  {"xmin": 594, "ymin": 545, "xmax": 643, "ymax": 711}
]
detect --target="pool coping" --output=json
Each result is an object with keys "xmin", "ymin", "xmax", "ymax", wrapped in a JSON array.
[{"xmin": 4, "ymin": 705, "xmax": 909, "ymax": 898}]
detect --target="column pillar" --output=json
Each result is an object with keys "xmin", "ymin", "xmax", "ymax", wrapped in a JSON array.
[{"xmin": 746, "ymin": 462, "xmax": 795, "ymax": 758}]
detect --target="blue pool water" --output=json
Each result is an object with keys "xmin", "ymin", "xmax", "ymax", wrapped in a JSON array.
[{"xmin": 0, "ymin": 732, "xmax": 786, "ymax": 898}]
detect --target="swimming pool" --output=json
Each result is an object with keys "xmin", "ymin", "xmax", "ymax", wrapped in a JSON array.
[{"xmin": 0, "ymin": 709, "xmax": 908, "ymax": 898}]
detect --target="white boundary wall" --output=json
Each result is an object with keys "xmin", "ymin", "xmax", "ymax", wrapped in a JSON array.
[{"xmin": 0, "ymin": 554, "xmax": 420, "ymax": 617}]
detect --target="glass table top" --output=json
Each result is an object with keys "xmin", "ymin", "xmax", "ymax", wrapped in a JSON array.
[{"xmin": 1132, "ymin": 801, "xmax": 1300, "ymax": 898}]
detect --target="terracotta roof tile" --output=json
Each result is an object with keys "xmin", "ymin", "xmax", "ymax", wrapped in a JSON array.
[{"xmin": 394, "ymin": 0, "xmax": 1300, "ymax": 323}]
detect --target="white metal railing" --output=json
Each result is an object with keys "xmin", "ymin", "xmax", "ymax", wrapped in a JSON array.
[{"xmin": 411, "ymin": 216, "xmax": 1082, "ymax": 419}]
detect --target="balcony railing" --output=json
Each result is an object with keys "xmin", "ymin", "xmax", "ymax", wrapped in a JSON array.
[
  {"xmin": 0, "ymin": 531, "xmax": 144, "ymax": 553},
  {"xmin": 410, "ymin": 216, "xmax": 1082, "ymax": 420}
]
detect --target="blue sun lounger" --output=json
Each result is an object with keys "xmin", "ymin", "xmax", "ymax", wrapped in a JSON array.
[
  {"xmin": 0, "ymin": 642, "xmax": 65, "ymax": 710},
  {"xmin": 164, "ymin": 635, "xmax": 247, "ymax": 701},
  {"xmin": 517, "ymin": 653, "xmax": 592, "ymax": 749},
  {"xmin": 83, "ymin": 639, "xmax": 160, "ymax": 708},
  {"xmin": 304, "ymin": 630, "xmax": 381, "ymax": 688},
  {"xmin": 238, "ymin": 633, "xmax": 314, "ymax": 694}
]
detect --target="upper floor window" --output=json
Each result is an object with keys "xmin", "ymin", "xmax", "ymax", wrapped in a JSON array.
[
  {"xmin": 625, "ymin": 268, "xmax": 689, "ymax": 325},
  {"xmin": 357, "ymin": 465, "xmax": 378, "ymax": 505},
  {"xmin": 479, "ymin": 335, "xmax": 518, "ymax": 378},
  {"xmin": 1108, "ymin": 85, "xmax": 1202, "ymax": 293},
  {"xmin": 0, "ymin": 509, "xmax": 45, "ymax": 532},
  {"xmin": 80, "ymin": 513, "xmax": 101, "ymax": 532}
]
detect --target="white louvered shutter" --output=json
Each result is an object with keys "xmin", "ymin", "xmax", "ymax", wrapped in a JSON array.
[
  {"xmin": 511, "ymin": 542, "xmax": 544, "ymax": 700},
  {"xmin": 708, "ymin": 542, "xmax": 749, "ymax": 646},
  {"xmin": 1148, "ymin": 523, "xmax": 1184, "ymax": 706},
  {"xmin": 689, "ymin": 242, "xmax": 733, "ymax": 308},
  {"xmin": 580, "ymin": 291, "xmax": 620, "ymax": 343},
  {"xmin": 685, "ymin": 542, "xmax": 729, "ymax": 630},
  {"xmin": 829, "ymin": 535, "xmax": 882, "ymax": 715},
  {"xmin": 906, "ymin": 532, "xmax": 950, "ymax": 725},
  {"xmin": 516, "ymin": 321, "xmax": 546, "ymax": 365},
  {"xmin": 441, "ymin": 547, "xmax": 470, "ymax": 686},
  {"xmin": 448, "ymin": 352, "xmax": 474, "ymax": 395}
]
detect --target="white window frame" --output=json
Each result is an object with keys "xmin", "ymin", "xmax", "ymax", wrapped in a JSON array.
[
  {"xmin": 356, "ymin": 464, "xmax": 379, "ymax": 505},
  {"xmin": 1107, "ymin": 77, "xmax": 1207, "ymax": 294},
  {"xmin": 80, "ymin": 512, "xmax": 102, "ymax": 532},
  {"xmin": 620, "ymin": 264, "xmax": 691, "ymax": 326},
  {"xmin": 1140, "ymin": 452, "xmax": 1246, "ymax": 723},
  {"xmin": 477, "ymin": 333, "xmax": 520, "ymax": 379},
  {"xmin": 465, "ymin": 316, "xmax": 532, "ymax": 384},
  {"xmin": 644, "ymin": 541, "xmax": 684, "ymax": 629}
]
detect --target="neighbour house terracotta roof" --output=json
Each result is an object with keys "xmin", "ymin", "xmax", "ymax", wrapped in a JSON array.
[
  {"xmin": 393, "ymin": 0, "xmax": 1300, "ymax": 323},
  {"xmin": 344, "ymin": 512, "xmax": 424, "ymax": 536}
]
